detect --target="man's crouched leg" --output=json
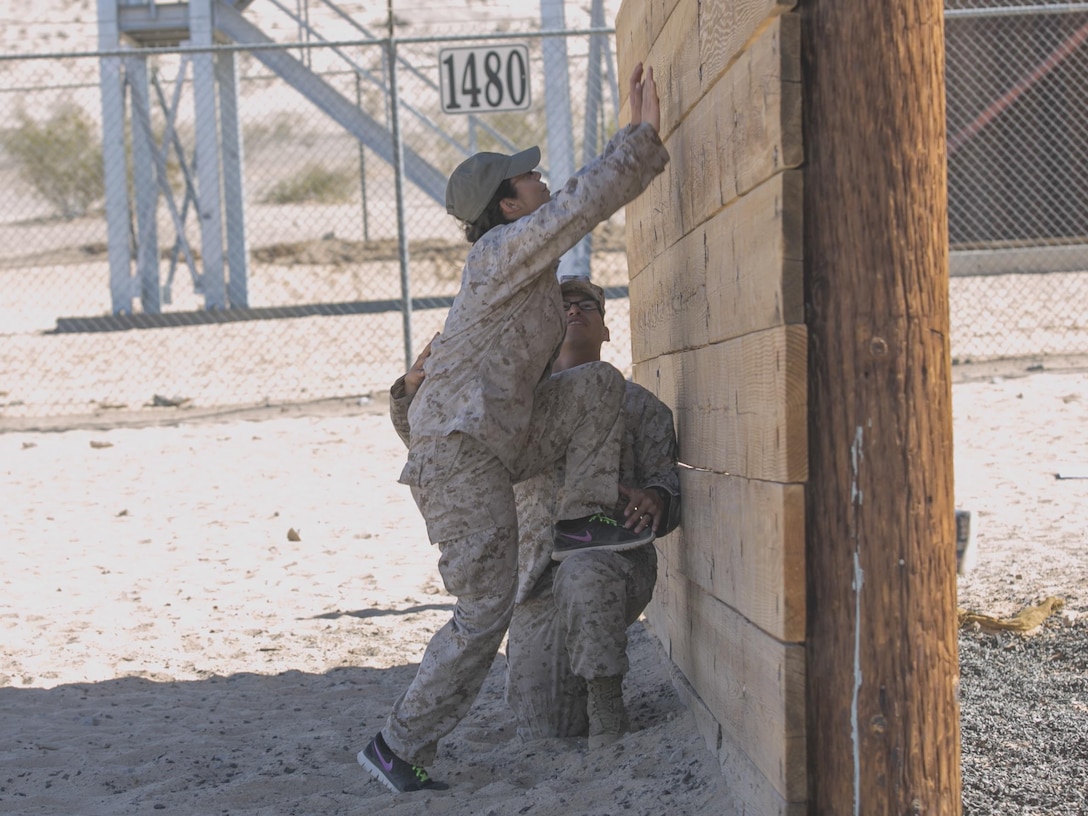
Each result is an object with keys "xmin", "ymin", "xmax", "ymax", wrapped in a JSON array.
[{"xmin": 586, "ymin": 675, "xmax": 628, "ymax": 749}]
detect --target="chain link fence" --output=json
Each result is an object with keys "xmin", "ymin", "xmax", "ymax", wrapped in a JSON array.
[
  {"xmin": 2, "ymin": 1, "xmax": 1087, "ymax": 422},
  {"xmin": 0, "ymin": 1, "xmax": 630, "ymax": 421},
  {"xmin": 946, "ymin": 0, "xmax": 1088, "ymax": 361}
]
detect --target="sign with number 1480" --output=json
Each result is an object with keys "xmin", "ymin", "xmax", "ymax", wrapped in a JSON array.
[{"xmin": 439, "ymin": 45, "xmax": 531, "ymax": 114}]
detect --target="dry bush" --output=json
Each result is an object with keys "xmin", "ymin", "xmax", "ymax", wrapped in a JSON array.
[
  {"xmin": 261, "ymin": 162, "xmax": 355, "ymax": 204},
  {"xmin": 0, "ymin": 103, "xmax": 104, "ymax": 219}
]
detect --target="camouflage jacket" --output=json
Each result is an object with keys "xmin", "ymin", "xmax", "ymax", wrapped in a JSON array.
[
  {"xmin": 390, "ymin": 375, "xmax": 681, "ymax": 602},
  {"xmin": 401, "ymin": 123, "xmax": 669, "ymax": 475}
]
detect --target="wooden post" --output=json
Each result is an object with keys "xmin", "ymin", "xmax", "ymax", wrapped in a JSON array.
[{"xmin": 801, "ymin": 2, "xmax": 961, "ymax": 814}]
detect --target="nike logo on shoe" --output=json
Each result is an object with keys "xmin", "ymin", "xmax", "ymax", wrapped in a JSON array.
[
  {"xmin": 558, "ymin": 529, "xmax": 594, "ymax": 542},
  {"xmin": 373, "ymin": 741, "xmax": 395, "ymax": 772},
  {"xmin": 551, "ymin": 514, "xmax": 655, "ymax": 561}
]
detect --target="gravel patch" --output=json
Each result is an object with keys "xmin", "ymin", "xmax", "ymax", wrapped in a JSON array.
[{"xmin": 960, "ymin": 620, "xmax": 1088, "ymax": 814}]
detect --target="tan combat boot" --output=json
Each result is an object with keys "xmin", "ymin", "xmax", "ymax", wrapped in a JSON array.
[{"xmin": 587, "ymin": 675, "xmax": 629, "ymax": 749}]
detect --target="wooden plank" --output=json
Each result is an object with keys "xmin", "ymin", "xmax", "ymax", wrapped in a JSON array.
[
  {"xmin": 627, "ymin": 0, "xmax": 799, "ymax": 138},
  {"xmin": 726, "ymin": 13, "xmax": 803, "ymax": 198},
  {"xmin": 644, "ymin": 0, "xmax": 699, "ymax": 141},
  {"xmin": 649, "ymin": 0, "xmax": 684, "ymax": 49},
  {"xmin": 650, "ymin": 13, "xmax": 802, "ymax": 225},
  {"xmin": 643, "ymin": 612, "xmax": 807, "ymax": 815},
  {"xmin": 618, "ymin": 0, "xmax": 684, "ymax": 110},
  {"xmin": 719, "ymin": 170, "xmax": 804, "ymax": 341},
  {"xmin": 630, "ymin": 170, "xmax": 804, "ymax": 362},
  {"xmin": 635, "ymin": 326, "xmax": 808, "ymax": 482},
  {"xmin": 698, "ymin": 0, "xmax": 743, "ymax": 95},
  {"xmin": 716, "ymin": 12, "xmax": 802, "ymax": 211},
  {"xmin": 628, "ymin": 205, "xmax": 714, "ymax": 357},
  {"xmin": 624, "ymin": 14, "xmax": 802, "ymax": 276},
  {"xmin": 706, "ymin": 169, "xmax": 803, "ymax": 345},
  {"xmin": 656, "ymin": 469, "xmax": 805, "ymax": 642},
  {"xmin": 699, "ymin": 0, "xmax": 798, "ymax": 95},
  {"xmin": 668, "ymin": 97, "xmax": 725, "ymax": 243},
  {"xmin": 625, "ymin": 151, "xmax": 683, "ymax": 278},
  {"xmin": 615, "ymin": 0, "xmax": 649, "ymax": 107},
  {"xmin": 653, "ymin": 566, "xmax": 807, "ymax": 802}
]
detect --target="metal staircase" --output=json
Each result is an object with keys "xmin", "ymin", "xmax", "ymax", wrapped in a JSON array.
[{"xmin": 97, "ymin": 0, "xmax": 615, "ymax": 315}]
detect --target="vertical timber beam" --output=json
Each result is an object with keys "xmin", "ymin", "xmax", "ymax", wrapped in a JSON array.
[
  {"xmin": 801, "ymin": 2, "xmax": 961, "ymax": 814},
  {"xmin": 97, "ymin": 0, "xmax": 133, "ymax": 314},
  {"xmin": 191, "ymin": 0, "xmax": 228, "ymax": 309}
]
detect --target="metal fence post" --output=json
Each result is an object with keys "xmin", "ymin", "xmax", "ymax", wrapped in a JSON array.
[
  {"xmin": 126, "ymin": 54, "xmax": 162, "ymax": 314},
  {"xmin": 191, "ymin": 0, "xmax": 227, "ymax": 309},
  {"xmin": 541, "ymin": 0, "xmax": 590, "ymax": 279},
  {"xmin": 218, "ymin": 48, "xmax": 250, "ymax": 309},
  {"xmin": 97, "ymin": 0, "xmax": 134, "ymax": 315},
  {"xmin": 355, "ymin": 72, "xmax": 371, "ymax": 242},
  {"xmin": 387, "ymin": 10, "xmax": 413, "ymax": 372}
]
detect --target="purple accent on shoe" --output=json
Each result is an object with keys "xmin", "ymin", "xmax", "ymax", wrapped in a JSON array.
[
  {"xmin": 551, "ymin": 513, "xmax": 655, "ymax": 561},
  {"xmin": 373, "ymin": 740, "xmax": 395, "ymax": 772},
  {"xmin": 558, "ymin": 529, "xmax": 594, "ymax": 543}
]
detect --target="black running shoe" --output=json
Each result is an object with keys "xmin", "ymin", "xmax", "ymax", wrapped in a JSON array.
[
  {"xmin": 357, "ymin": 732, "xmax": 449, "ymax": 793},
  {"xmin": 552, "ymin": 512, "xmax": 655, "ymax": 560}
]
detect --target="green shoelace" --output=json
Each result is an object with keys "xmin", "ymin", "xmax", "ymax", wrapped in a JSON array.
[{"xmin": 587, "ymin": 512, "xmax": 619, "ymax": 526}]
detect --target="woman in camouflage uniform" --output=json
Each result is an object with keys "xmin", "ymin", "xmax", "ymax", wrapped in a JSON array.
[{"xmin": 359, "ymin": 63, "xmax": 668, "ymax": 794}]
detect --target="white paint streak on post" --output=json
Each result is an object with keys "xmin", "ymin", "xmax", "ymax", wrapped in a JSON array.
[
  {"xmin": 850, "ymin": 425, "xmax": 865, "ymax": 816},
  {"xmin": 851, "ymin": 549, "xmax": 865, "ymax": 816},
  {"xmin": 850, "ymin": 425, "xmax": 864, "ymax": 507}
]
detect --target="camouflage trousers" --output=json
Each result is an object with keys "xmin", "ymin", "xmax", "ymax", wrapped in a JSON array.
[
  {"xmin": 385, "ymin": 361, "xmax": 627, "ymax": 765},
  {"xmin": 504, "ymin": 545, "xmax": 657, "ymax": 740}
]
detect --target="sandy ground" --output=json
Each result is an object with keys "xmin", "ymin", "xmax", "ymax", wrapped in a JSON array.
[
  {"xmin": 2, "ymin": 363, "xmax": 1087, "ymax": 814},
  {"xmin": 0, "ymin": 396, "xmax": 734, "ymax": 815},
  {"xmin": 952, "ymin": 363, "xmax": 1088, "ymax": 619}
]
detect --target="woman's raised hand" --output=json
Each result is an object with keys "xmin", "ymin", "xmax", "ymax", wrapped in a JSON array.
[
  {"xmin": 630, "ymin": 62, "xmax": 645, "ymax": 127},
  {"xmin": 628, "ymin": 62, "xmax": 660, "ymax": 133}
]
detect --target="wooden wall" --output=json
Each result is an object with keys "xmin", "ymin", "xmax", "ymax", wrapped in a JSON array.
[{"xmin": 615, "ymin": 1, "xmax": 807, "ymax": 812}]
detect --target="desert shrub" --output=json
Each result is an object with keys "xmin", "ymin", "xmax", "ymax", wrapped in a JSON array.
[
  {"xmin": 243, "ymin": 112, "xmax": 305, "ymax": 148},
  {"xmin": 262, "ymin": 163, "xmax": 354, "ymax": 204},
  {"xmin": 0, "ymin": 104, "xmax": 104, "ymax": 219}
]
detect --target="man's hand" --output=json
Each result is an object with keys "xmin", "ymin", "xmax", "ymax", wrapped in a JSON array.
[
  {"xmin": 628, "ymin": 62, "xmax": 660, "ymax": 133},
  {"xmin": 403, "ymin": 332, "xmax": 439, "ymax": 398},
  {"xmin": 619, "ymin": 484, "xmax": 665, "ymax": 534}
]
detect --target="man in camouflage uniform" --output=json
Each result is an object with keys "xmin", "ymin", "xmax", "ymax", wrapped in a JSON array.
[
  {"xmin": 504, "ymin": 278, "xmax": 681, "ymax": 750},
  {"xmin": 389, "ymin": 279, "xmax": 680, "ymax": 752},
  {"xmin": 358, "ymin": 64, "xmax": 669, "ymax": 794}
]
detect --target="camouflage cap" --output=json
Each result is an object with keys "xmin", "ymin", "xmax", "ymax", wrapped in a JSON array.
[
  {"xmin": 445, "ymin": 146, "xmax": 541, "ymax": 224},
  {"xmin": 559, "ymin": 276, "xmax": 606, "ymax": 315}
]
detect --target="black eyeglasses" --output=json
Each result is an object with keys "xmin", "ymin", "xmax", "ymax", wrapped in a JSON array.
[{"xmin": 562, "ymin": 299, "xmax": 601, "ymax": 312}]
